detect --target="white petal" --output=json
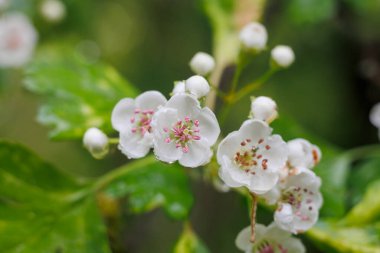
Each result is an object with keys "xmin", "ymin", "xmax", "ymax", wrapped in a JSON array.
[
  {"xmin": 165, "ymin": 94, "xmax": 200, "ymax": 119},
  {"xmin": 217, "ymin": 131, "xmax": 244, "ymax": 164},
  {"xmin": 220, "ymin": 156, "xmax": 251, "ymax": 187},
  {"xmin": 274, "ymin": 203, "xmax": 295, "ymax": 233},
  {"xmin": 197, "ymin": 107, "xmax": 220, "ymax": 145},
  {"xmin": 153, "ymin": 138, "xmax": 182, "ymax": 163},
  {"xmin": 235, "ymin": 227, "xmax": 253, "ymax": 252},
  {"xmin": 370, "ymin": 102, "xmax": 380, "ymax": 128},
  {"xmin": 280, "ymin": 238, "xmax": 306, "ymax": 253},
  {"xmin": 287, "ymin": 138, "xmax": 314, "ymax": 168},
  {"xmin": 119, "ymin": 129, "xmax": 152, "ymax": 159},
  {"xmin": 260, "ymin": 134, "xmax": 288, "ymax": 172},
  {"xmin": 218, "ymin": 157, "xmax": 245, "ymax": 188},
  {"xmin": 260, "ymin": 186, "xmax": 281, "ymax": 205},
  {"xmin": 111, "ymin": 98, "xmax": 135, "ymax": 132},
  {"xmin": 248, "ymin": 169, "xmax": 279, "ymax": 194},
  {"xmin": 239, "ymin": 119, "xmax": 272, "ymax": 144},
  {"xmin": 179, "ymin": 140, "xmax": 212, "ymax": 168},
  {"xmin": 135, "ymin": 90, "xmax": 167, "ymax": 110}
]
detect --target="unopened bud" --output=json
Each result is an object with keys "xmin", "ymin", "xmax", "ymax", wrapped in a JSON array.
[{"xmin": 83, "ymin": 127, "xmax": 109, "ymax": 159}]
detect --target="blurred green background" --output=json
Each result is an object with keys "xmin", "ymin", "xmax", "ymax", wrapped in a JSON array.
[{"xmin": 1, "ymin": 0, "xmax": 380, "ymax": 252}]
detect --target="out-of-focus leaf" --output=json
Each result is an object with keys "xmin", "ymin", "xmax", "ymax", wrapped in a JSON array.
[
  {"xmin": 307, "ymin": 221, "xmax": 380, "ymax": 253},
  {"xmin": 286, "ymin": 0, "xmax": 336, "ymax": 24},
  {"xmin": 24, "ymin": 53, "xmax": 138, "ymax": 140},
  {"xmin": 104, "ymin": 157, "xmax": 193, "ymax": 220},
  {"xmin": 174, "ymin": 223, "xmax": 210, "ymax": 253},
  {"xmin": 343, "ymin": 180, "xmax": 380, "ymax": 226},
  {"xmin": 0, "ymin": 141, "xmax": 111, "ymax": 253}
]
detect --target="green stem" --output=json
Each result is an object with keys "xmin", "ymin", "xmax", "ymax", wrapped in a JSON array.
[
  {"xmin": 108, "ymin": 138, "xmax": 119, "ymax": 145},
  {"xmin": 341, "ymin": 144, "xmax": 380, "ymax": 162}
]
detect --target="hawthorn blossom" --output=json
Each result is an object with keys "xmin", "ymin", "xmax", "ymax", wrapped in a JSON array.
[
  {"xmin": 236, "ymin": 223, "xmax": 305, "ymax": 253},
  {"xmin": 250, "ymin": 96, "xmax": 278, "ymax": 123},
  {"xmin": 189, "ymin": 52, "xmax": 215, "ymax": 76},
  {"xmin": 152, "ymin": 94, "xmax": 220, "ymax": 168},
  {"xmin": 287, "ymin": 138, "xmax": 321, "ymax": 170},
  {"xmin": 83, "ymin": 128, "xmax": 109, "ymax": 159},
  {"xmin": 185, "ymin": 75, "xmax": 210, "ymax": 99},
  {"xmin": 264, "ymin": 168, "xmax": 323, "ymax": 234},
  {"xmin": 0, "ymin": 13, "xmax": 38, "ymax": 68},
  {"xmin": 239, "ymin": 22, "xmax": 268, "ymax": 51},
  {"xmin": 111, "ymin": 91, "xmax": 167, "ymax": 159},
  {"xmin": 217, "ymin": 119, "xmax": 288, "ymax": 194},
  {"xmin": 271, "ymin": 45, "xmax": 295, "ymax": 68}
]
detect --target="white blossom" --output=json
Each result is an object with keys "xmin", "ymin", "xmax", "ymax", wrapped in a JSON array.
[
  {"xmin": 189, "ymin": 52, "xmax": 215, "ymax": 76},
  {"xmin": 250, "ymin": 96, "xmax": 278, "ymax": 123},
  {"xmin": 271, "ymin": 45, "xmax": 295, "ymax": 68},
  {"xmin": 111, "ymin": 91, "xmax": 167, "ymax": 159},
  {"xmin": 370, "ymin": 102, "xmax": 380, "ymax": 129},
  {"xmin": 185, "ymin": 75, "xmax": 210, "ymax": 99},
  {"xmin": 152, "ymin": 94, "xmax": 220, "ymax": 168},
  {"xmin": 236, "ymin": 223, "xmax": 305, "ymax": 253},
  {"xmin": 273, "ymin": 168, "xmax": 323, "ymax": 234},
  {"xmin": 0, "ymin": 13, "xmax": 38, "ymax": 68},
  {"xmin": 40, "ymin": 0, "xmax": 66, "ymax": 23},
  {"xmin": 239, "ymin": 22, "xmax": 268, "ymax": 51},
  {"xmin": 83, "ymin": 128, "xmax": 109, "ymax": 159},
  {"xmin": 287, "ymin": 138, "xmax": 321, "ymax": 169},
  {"xmin": 217, "ymin": 119, "xmax": 288, "ymax": 194},
  {"xmin": 172, "ymin": 81, "xmax": 186, "ymax": 95}
]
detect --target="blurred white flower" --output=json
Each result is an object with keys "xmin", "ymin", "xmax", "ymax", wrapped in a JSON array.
[
  {"xmin": 83, "ymin": 127, "xmax": 109, "ymax": 159},
  {"xmin": 217, "ymin": 119, "xmax": 288, "ymax": 194},
  {"xmin": 287, "ymin": 138, "xmax": 321, "ymax": 170},
  {"xmin": 152, "ymin": 94, "xmax": 220, "ymax": 168},
  {"xmin": 235, "ymin": 223, "xmax": 305, "ymax": 253},
  {"xmin": 0, "ymin": 13, "xmax": 38, "ymax": 68},
  {"xmin": 271, "ymin": 45, "xmax": 295, "ymax": 68},
  {"xmin": 239, "ymin": 22, "xmax": 268, "ymax": 51},
  {"xmin": 370, "ymin": 102, "xmax": 380, "ymax": 128},
  {"xmin": 40, "ymin": 0, "xmax": 66, "ymax": 23},
  {"xmin": 189, "ymin": 52, "xmax": 215, "ymax": 76},
  {"xmin": 171, "ymin": 81, "xmax": 186, "ymax": 95},
  {"xmin": 111, "ymin": 91, "xmax": 167, "ymax": 159},
  {"xmin": 0, "ymin": 0, "xmax": 9, "ymax": 9},
  {"xmin": 250, "ymin": 96, "xmax": 278, "ymax": 123},
  {"xmin": 185, "ymin": 75, "xmax": 211, "ymax": 99}
]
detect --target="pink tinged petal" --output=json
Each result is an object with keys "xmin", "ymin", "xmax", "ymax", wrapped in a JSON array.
[
  {"xmin": 197, "ymin": 107, "xmax": 220, "ymax": 146},
  {"xmin": 111, "ymin": 98, "xmax": 135, "ymax": 132},
  {"xmin": 134, "ymin": 90, "xmax": 167, "ymax": 110},
  {"xmin": 118, "ymin": 129, "xmax": 152, "ymax": 159},
  {"xmin": 165, "ymin": 94, "xmax": 201, "ymax": 119},
  {"xmin": 179, "ymin": 140, "xmax": 212, "ymax": 168}
]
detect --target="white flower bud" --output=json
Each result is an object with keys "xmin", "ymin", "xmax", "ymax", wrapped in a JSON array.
[
  {"xmin": 370, "ymin": 102, "xmax": 380, "ymax": 129},
  {"xmin": 271, "ymin": 45, "xmax": 295, "ymax": 68},
  {"xmin": 239, "ymin": 22, "xmax": 268, "ymax": 51},
  {"xmin": 40, "ymin": 0, "xmax": 66, "ymax": 23},
  {"xmin": 171, "ymin": 81, "xmax": 186, "ymax": 95},
  {"xmin": 83, "ymin": 127, "xmax": 109, "ymax": 159},
  {"xmin": 250, "ymin": 96, "xmax": 278, "ymax": 123},
  {"xmin": 189, "ymin": 52, "xmax": 215, "ymax": 76},
  {"xmin": 185, "ymin": 75, "xmax": 210, "ymax": 99}
]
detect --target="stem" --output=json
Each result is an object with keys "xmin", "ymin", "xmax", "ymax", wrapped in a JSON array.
[
  {"xmin": 108, "ymin": 138, "xmax": 119, "ymax": 145},
  {"xmin": 250, "ymin": 192, "xmax": 258, "ymax": 243},
  {"xmin": 92, "ymin": 156, "xmax": 157, "ymax": 191}
]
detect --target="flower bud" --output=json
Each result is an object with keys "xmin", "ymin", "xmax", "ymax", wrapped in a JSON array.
[
  {"xmin": 250, "ymin": 96, "xmax": 278, "ymax": 123},
  {"xmin": 185, "ymin": 75, "xmax": 210, "ymax": 99},
  {"xmin": 189, "ymin": 52, "xmax": 215, "ymax": 76},
  {"xmin": 271, "ymin": 45, "xmax": 295, "ymax": 68},
  {"xmin": 40, "ymin": 0, "xmax": 66, "ymax": 23},
  {"xmin": 171, "ymin": 81, "xmax": 186, "ymax": 95},
  {"xmin": 83, "ymin": 127, "xmax": 109, "ymax": 159},
  {"xmin": 239, "ymin": 22, "xmax": 268, "ymax": 51},
  {"xmin": 370, "ymin": 102, "xmax": 380, "ymax": 129}
]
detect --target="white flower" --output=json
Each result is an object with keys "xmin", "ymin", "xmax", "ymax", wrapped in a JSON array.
[
  {"xmin": 40, "ymin": 0, "xmax": 66, "ymax": 23},
  {"xmin": 111, "ymin": 91, "xmax": 167, "ymax": 159},
  {"xmin": 83, "ymin": 128, "xmax": 109, "ymax": 159},
  {"xmin": 271, "ymin": 45, "xmax": 295, "ymax": 68},
  {"xmin": 152, "ymin": 94, "xmax": 220, "ymax": 168},
  {"xmin": 250, "ymin": 96, "xmax": 278, "ymax": 123},
  {"xmin": 0, "ymin": 13, "xmax": 38, "ymax": 68},
  {"xmin": 217, "ymin": 119, "xmax": 288, "ymax": 194},
  {"xmin": 189, "ymin": 52, "xmax": 215, "ymax": 76},
  {"xmin": 370, "ymin": 102, "xmax": 380, "ymax": 129},
  {"xmin": 239, "ymin": 22, "xmax": 268, "ymax": 51},
  {"xmin": 274, "ymin": 168, "xmax": 323, "ymax": 234},
  {"xmin": 172, "ymin": 81, "xmax": 186, "ymax": 95},
  {"xmin": 185, "ymin": 75, "xmax": 210, "ymax": 99},
  {"xmin": 235, "ymin": 223, "xmax": 305, "ymax": 253},
  {"xmin": 287, "ymin": 138, "xmax": 321, "ymax": 169}
]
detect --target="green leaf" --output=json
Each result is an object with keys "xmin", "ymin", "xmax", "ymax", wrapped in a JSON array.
[
  {"xmin": 24, "ymin": 53, "xmax": 138, "ymax": 140},
  {"xmin": 103, "ymin": 157, "xmax": 194, "ymax": 220},
  {"xmin": 0, "ymin": 141, "xmax": 111, "ymax": 253},
  {"xmin": 174, "ymin": 223, "xmax": 210, "ymax": 253},
  {"xmin": 307, "ymin": 221, "xmax": 380, "ymax": 253},
  {"xmin": 286, "ymin": 0, "xmax": 337, "ymax": 24},
  {"xmin": 344, "ymin": 180, "xmax": 380, "ymax": 226}
]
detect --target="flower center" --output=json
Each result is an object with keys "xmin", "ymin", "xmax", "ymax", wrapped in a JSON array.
[
  {"xmin": 254, "ymin": 241, "xmax": 288, "ymax": 253},
  {"xmin": 233, "ymin": 138, "xmax": 270, "ymax": 174},
  {"xmin": 281, "ymin": 186, "xmax": 315, "ymax": 220},
  {"xmin": 130, "ymin": 108, "xmax": 154, "ymax": 136},
  {"xmin": 163, "ymin": 116, "xmax": 201, "ymax": 153}
]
